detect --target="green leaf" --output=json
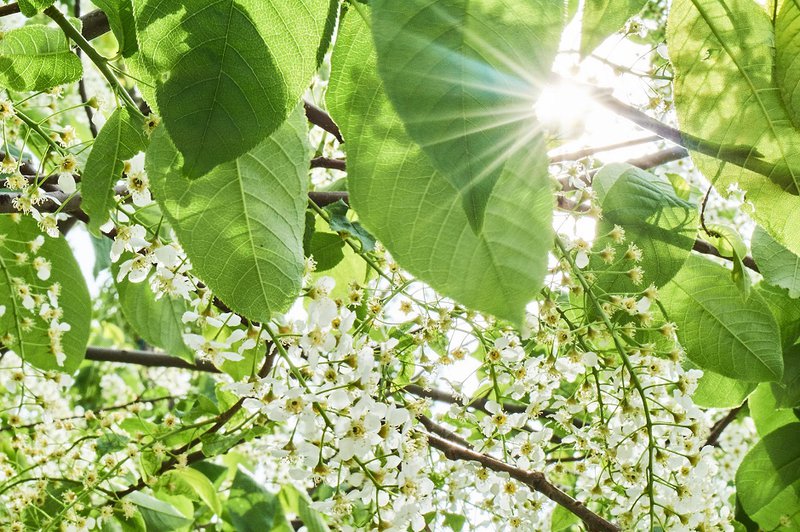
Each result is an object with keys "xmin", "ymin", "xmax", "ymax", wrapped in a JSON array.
[
  {"xmin": 18, "ymin": 0, "xmax": 54, "ymax": 16},
  {"xmin": 113, "ymin": 263, "xmax": 193, "ymax": 362},
  {"xmin": 125, "ymin": 491, "xmax": 192, "ymax": 531},
  {"xmin": 279, "ymin": 485, "xmax": 330, "ymax": 532},
  {"xmin": 307, "ymin": 232, "xmax": 345, "ymax": 272},
  {"xmin": 759, "ymin": 282, "xmax": 800, "ymax": 348},
  {"xmin": 328, "ymin": 11, "xmax": 553, "ymax": 326},
  {"xmin": 551, "ymin": 503, "xmax": 580, "ymax": 531},
  {"xmin": 96, "ymin": 432, "xmax": 130, "ymax": 457},
  {"xmin": 659, "ymin": 254, "xmax": 783, "ymax": 382},
  {"xmin": 771, "ymin": 344, "xmax": 800, "ymax": 408},
  {"xmin": 705, "ymin": 223, "xmax": 750, "ymax": 299},
  {"xmin": 135, "ymin": 0, "xmax": 328, "ymax": 177},
  {"xmin": 776, "ymin": 0, "xmax": 800, "ymax": 127},
  {"xmin": 0, "ymin": 24, "xmax": 82, "ymax": 92},
  {"xmin": 164, "ymin": 468, "xmax": 222, "ymax": 516},
  {"xmin": 736, "ymin": 422, "xmax": 800, "ymax": 530},
  {"xmin": 692, "ymin": 368, "xmax": 756, "ymax": 408},
  {"xmin": 589, "ymin": 162, "xmax": 698, "ymax": 293},
  {"xmin": 226, "ymin": 467, "xmax": 291, "ymax": 531},
  {"xmin": 581, "ymin": 0, "xmax": 646, "ymax": 56},
  {"xmin": 323, "ymin": 200, "xmax": 375, "ymax": 252},
  {"xmin": 668, "ymin": 0, "xmax": 800, "ymax": 257},
  {"xmin": 82, "ymin": 106, "xmax": 149, "ymax": 233},
  {"xmin": 752, "ymin": 225, "xmax": 800, "ymax": 299},
  {"xmin": 370, "ymin": 0, "xmax": 563, "ymax": 230},
  {"xmin": 148, "ymin": 107, "xmax": 308, "ymax": 323},
  {"xmin": 93, "ymin": 0, "xmax": 139, "ymax": 57},
  {"xmin": 747, "ymin": 383, "xmax": 799, "ymax": 437},
  {"xmin": 0, "ymin": 216, "xmax": 91, "ymax": 373}
]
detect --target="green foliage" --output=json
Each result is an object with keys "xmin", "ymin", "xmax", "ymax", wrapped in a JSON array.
[
  {"xmin": 93, "ymin": 0, "xmax": 139, "ymax": 57},
  {"xmin": 134, "ymin": 0, "xmax": 328, "ymax": 178},
  {"xmin": 736, "ymin": 423, "xmax": 800, "ymax": 530},
  {"xmin": 776, "ymin": 0, "xmax": 800, "ymax": 128},
  {"xmin": 669, "ymin": 0, "xmax": 800, "ymax": 256},
  {"xmin": 370, "ymin": 0, "xmax": 563, "ymax": 230},
  {"xmin": 113, "ymin": 263, "xmax": 193, "ymax": 361},
  {"xmin": 328, "ymin": 12, "xmax": 553, "ymax": 325},
  {"xmin": 148, "ymin": 108, "xmax": 309, "ymax": 323},
  {"xmin": 692, "ymin": 368, "xmax": 755, "ymax": 408},
  {"xmin": 17, "ymin": 0, "xmax": 55, "ymax": 17},
  {"xmin": 323, "ymin": 200, "xmax": 375, "ymax": 252},
  {"xmin": 752, "ymin": 225, "xmax": 800, "ymax": 298},
  {"xmin": 0, "ymin": 216, "xmax": 90, "ymax": 373},
  {"xmin": 589, "ymin": 162, "xmax": 698, "ymax": 293},
  {"xmin": 0, "ymin": 24, "xmax": 82, "ymax": 92},
  {"xmin": 747, "ymin": 383, "xmax": 799, "ymax": 436},
  {"xmin": 82, "ymin": 106, "xmax": 149, "ymax": 233},
  {"xmin": 225, "ymin": 467, "xmax": 292, "ymax": 531},
  {"xmin": 581, "ymin": 0, "xmax": 646, "ymax": 56},
  {"xmin": 660, "ymin": 254, "xmax": 783, "ymax": 382},
  {"xmin": 125, "ymin": 491, "xmax": 193, "ymax": 531}
]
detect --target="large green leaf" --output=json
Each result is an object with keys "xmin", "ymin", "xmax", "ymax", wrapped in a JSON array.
[
  {"xmin": 113, "ymin": 264, "xmax": 193, "ymax": 362},
  {"xmin": 125, "ymin": 491, "xmax": 192, "ymax": 531},
  {"xmin": 771, "ymin": 344, "xmax": 800, "ymax": 408},
  {"xmin": 0, "ymin": 25, "xmax": 82, "ymax": 92},
  {"xmin": 225, "ymin": 467, "xmax": 292, "ymax": 531},
  {"xmin": 692, "ymin": 368, "xmax": 756, "ymax": 408},
  {"xmin": 93, "ymin": 0, "xmax": 139, "ymax": 57},
  {"xmin": 752, "ymin": 225, "xmax": 800, "ymax": 299},
  {"xmin": 659, "ymin": 254, "xmax": 783, "ymax": 382},
  {"xmin": 370, "ymin": 0, "xmax": 562, "ymax": 230},
  {"xmin": 776, "ymin": 0, "xmax": 800, "ymax": 127},
  {"xmin": 589, "ymin": 162, "xmax": 698, "ymax": 294},
  {"xmin": 82, "ymin": 107, "xmax": 149, "ymax": 233},
  {"xmin": 581, "ymin": 0, "xmax": 646, "ymax": 56},
  {"xmin": 736, "ymin": 422, "xmax": 800, "ymax": 530},
  {"xmin": 759, "ymin": 282, "xmax": 800, "ymax": 348},
  {"xmin": 147, "ymin": 107, "xmax": 308, "ymax": 323},
  {"xmin": 749, "ymin": 383, "xmax": 800, "ymax": 436},
  {"xmin": 135, "ymin": 0, "xmax": 328, "ymax": 177},
  {"xmin": 668, "ymin": 0, "xmax": 800, "ymax": 256},
  {"xmin": 0, "ymin": 216, "xmax": 91, "ymax": 373},
  {"xmin": 328, "ymin": 11, "xmax": 553, "ymax": 326}
]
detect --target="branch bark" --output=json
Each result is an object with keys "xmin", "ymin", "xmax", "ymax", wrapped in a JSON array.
[{"xmin": 427, "ymin": 433, "xmax": 619, "ymax": 532}]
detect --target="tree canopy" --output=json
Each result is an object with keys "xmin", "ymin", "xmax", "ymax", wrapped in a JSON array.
[{"xmin": 0, "ymin": 0, "xmax": 797, "ymax": 530}]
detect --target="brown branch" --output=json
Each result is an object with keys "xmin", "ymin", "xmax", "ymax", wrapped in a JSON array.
[
  {"xmin": 81, "ymin": 9, "xmax": 111, "ymax": 41},
  {"xmin": 85, "ymin": 346, "xmax": 220, "ymax": 373},
  {"xmin": 692, "ymin": 239, "xmax": 759, "ymax": 273},
  {"xmin": 549, "ymin": 135, "xmax": 662, "ymax": 163},
  {"xmin": 304, "ymin": 101, "xmax": 344, "ymax": 144},
  {"xmin": 427, "ymin": 433, "xmax": 619, "ymax": 532},
  {"xmin": 311, "ymin": 156, "xmax": 346, "ymax": 171},
  {"xmin": 589, "ymin": 88, "xmax": 794, "ymax": 188},
  {"xmin": 418, "ymin": 414, "xmax": 473, "ymax": 449},
  {"xmin": 0, "ymin": 3, "xmax": 20, "ymax": 17},
  {"xmin": 704, "ymin": 404, "xmax": 744, "ymax": 448},
  {"xmin": 74, "ymin": 0, "xmax": 99, "ymax": 138}
]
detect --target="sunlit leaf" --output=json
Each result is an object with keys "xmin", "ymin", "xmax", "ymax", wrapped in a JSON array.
[
  {"xmin": 328, "ymin": 11, "xmax": 553, "ymax": 325},
  {"xmin": 0, "ymin": 25, "xmax": 82, "ymax": 92},
  {"xmin": 660, "ymin": 254, "xmax": 783, "ymax": 382},
  {"xmin": 148, "ymin": 107, "xmax": 308, "ymax": 323},
  {"xmin": 0, "ymin": 216, "xmax": 91, "ymax": 373},
  {"xmin": 371, "ymin": 0, "xmax": 562, "ymax": 230}
]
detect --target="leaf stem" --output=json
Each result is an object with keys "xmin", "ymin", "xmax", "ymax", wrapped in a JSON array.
[{"xmin": 45, "ymin": 5, "xmax": 142, "ymax": 116}]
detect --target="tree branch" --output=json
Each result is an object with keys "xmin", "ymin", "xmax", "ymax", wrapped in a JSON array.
[
  {"xmin": 550, "ymin": 135, "xmax": 662, "ymax": 163},
  {"xmin": 0, "ymin": 3, "xmax": 19, "ymax": 17},
  {"xmin": 427, "ymin": 433, "xmax": 619, "ymax": 532},
  {"xmin": 85, "ymin": 346, "xmax": 220, "ymax": 373},
  {"xmin": 304, "ymin": 101, "xmax": 344, "ymax": 143},
  {"xmin": 692, "ymin": 239, "xmax": 758, "ymax": 273},
  {"xmin": 704, "ymin": 404, "xmax": 744, "ymax": 448}
]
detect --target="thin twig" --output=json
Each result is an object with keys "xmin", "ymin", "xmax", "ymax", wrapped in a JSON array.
[{"xmin": 704, "ymin": 405, "xmax": 744, "ymax": 448}]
